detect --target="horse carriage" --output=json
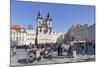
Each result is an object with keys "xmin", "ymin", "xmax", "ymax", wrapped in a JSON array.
[{"xmin": 26, "ymin": 43, "xmax": 73, "ymax": 63}]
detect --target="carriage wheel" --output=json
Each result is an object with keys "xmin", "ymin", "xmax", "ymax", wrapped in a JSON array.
[{"xmin": 26, "ymin": 51, "xmax": 36, "ymax": 63}]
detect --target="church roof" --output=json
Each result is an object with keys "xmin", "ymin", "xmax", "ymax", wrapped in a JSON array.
[
  {"xmin": 42, "ymin": 22, "xmax": 47, "ymax": 28},
  {"xmin": 46, "ymin": 13, "xmax": 52, "ymax": 21},
  {"xmin": 37, "ymin": 11, "xmax": 42, "ymax": 19}
]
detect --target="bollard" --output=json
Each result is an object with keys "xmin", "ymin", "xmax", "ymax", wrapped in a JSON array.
[{"xmin": 72, "ymin": 51, "xmax": 76, "ymax": 58}]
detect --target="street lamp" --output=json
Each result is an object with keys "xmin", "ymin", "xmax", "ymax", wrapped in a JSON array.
[{"xmin": 35, "ymin": 28, "xmax": 38, "ymax": 48}]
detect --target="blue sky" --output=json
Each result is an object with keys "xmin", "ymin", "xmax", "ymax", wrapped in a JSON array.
[{"xmin": 11, "ymin": 0, "xmax": 95, "ymax": 33}]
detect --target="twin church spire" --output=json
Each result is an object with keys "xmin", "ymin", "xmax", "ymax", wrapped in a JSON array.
[
  {"xmin": 37, "ymin": 11, "xmax": 52, "ymax": 20},
  {"xmin": 37, "ymin": 11, "xmax": 42, "ymax": 19},
  {"xmin": 37, "ymin": 11, "xmax": 52, "ymax": 34}
]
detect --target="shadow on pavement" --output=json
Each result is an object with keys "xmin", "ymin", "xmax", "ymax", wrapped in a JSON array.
[{"xmin": 17, "ymin": 58, "xmax": 28, "ymax": 64}]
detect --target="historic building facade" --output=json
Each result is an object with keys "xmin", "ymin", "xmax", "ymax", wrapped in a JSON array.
[
  {"xmin": 10, "ymin": 12, "xmax": 62, "ymax": 46},
  {"xmin": 64, "ymin": 24, "xmax": 88, "ymax": 41},
  {"xmin": 37, "ymin": 12, "xmax": 52, "ymax": 34},
  {"xmin": 64, "ymin": 24, "xmax": 95, "ymax": 43},
  {"xmin": 10, "ymin": 24, "xmax": 35, "ymax": 46},
  {"xmin": 36, "ymin": 12, "xmax": 62, "ymax": 44},
  {"xmin": 87, "ymin": 24, "xmax": 95, "ymax": 43}
]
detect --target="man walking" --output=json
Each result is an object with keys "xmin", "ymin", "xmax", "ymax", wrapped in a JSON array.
[
  {"xmin": 12, "ymin": 45, "xmax": 16, "ymax": 56},
  {"xmin": 81, "ymin": 43, "xmax": 85, "ymax": 56},
  {"xmin": 58, "ymin": 44, "xmax": 62, "ymax": 56}
]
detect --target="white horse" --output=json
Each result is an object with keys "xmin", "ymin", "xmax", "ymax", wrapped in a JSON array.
[{"xmin": 61, "ymin": 43, "xmax": 70, "ymax": 51}]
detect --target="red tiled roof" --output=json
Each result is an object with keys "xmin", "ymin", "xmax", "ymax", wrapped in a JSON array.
[
  {"xmin": 10, "ymin": 24, "xmax": 21, "ymax": 30},
  {"xmin": 10, "ymin": 24, "xmax": 26, "ymax": 33}
]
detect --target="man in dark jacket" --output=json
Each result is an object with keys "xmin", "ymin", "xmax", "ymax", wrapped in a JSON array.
[{"xmin": 58, "ymin": 44, "xmax": 62, "ymax": 56}]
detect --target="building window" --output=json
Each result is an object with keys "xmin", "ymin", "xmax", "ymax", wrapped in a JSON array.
[
  {"xmin": 20, "ymin": 38, "xmax": 21, "ymax": 41},
  {"xmin": 39, "ymin": 21, "xmax": 41, "ymax": 25},
  {"xmin": 16, "ymin": 38, "xmax": 18, "ymax": 40},
  {"xmin": 14, "ymin": 33, "xmax": 15, "ymax": 35}
]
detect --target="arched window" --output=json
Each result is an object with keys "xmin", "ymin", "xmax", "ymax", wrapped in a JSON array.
[
  {"xmin": 39, "ymin": 21, "xmax": 41, "ymax": 25},
  {"xmin": 49, "ymin": 21, "xmax": 50, "ymax": 25}
]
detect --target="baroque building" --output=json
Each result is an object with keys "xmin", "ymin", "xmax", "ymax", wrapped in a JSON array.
[
  {"xmin": 64, "ymin": 24, "xmax": 95, "ymax": 44},
  {"xmin": 10, "ymin": 24, "xmax": 35, "ymax": 46},
  {"xmin": 10, "ymin": 12, "xmax": 62, "ymax": 46},
  {"xmin": 64, "ymin": 24, "xmax": 88, "ymax": 41},
  {"xmin": 37, "ymin": 12, "xmax": 52, "ymax": 34},
  {"xmin": 36, "ymin": 12, "xmax": 62, "ymax": 44},
  {"xmin": 87, "ymin": 24, "xmax": 95, "ymax": 44}
]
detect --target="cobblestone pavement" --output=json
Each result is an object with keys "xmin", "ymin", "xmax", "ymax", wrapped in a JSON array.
[{"xmin": 10, "ymin": 49, "xmax": 95, "ymax": 66}]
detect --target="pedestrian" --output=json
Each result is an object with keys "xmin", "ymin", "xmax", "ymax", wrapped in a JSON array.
[
  {"xmin": 58, "ymin": 44, "xmax": 62, "ymax": 56},
  {"xmin": 68, "ymin": 45, "xmax": 72, "ymax": 58},
  {"xmin": 25, "ymin": 45, "xmax": 27, "ymax": 52},
  {"xmin": 93, "ymin": 44, "xmax": 95, "ymax": 55},
  {"xmin": 85, "ymin": 43, "xmax": 88, "ymax": 54},
  {"xmin": 81, "ymin": 43, "xmax": 85, "ymax": 56},
  {"xmin": 58, "ymin": 45, "xmax": 60, "ymax": 56},
  {"xmin": 12, "ymin": 45, "xmax": 16, "ymax": 56}
]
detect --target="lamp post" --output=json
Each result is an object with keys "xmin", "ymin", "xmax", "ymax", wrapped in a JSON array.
[{"xmin": 35, "ymin": 28, "xmax": 38, "ymax": 48}]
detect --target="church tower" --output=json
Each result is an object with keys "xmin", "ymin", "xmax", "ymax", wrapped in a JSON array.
[
  {"xmin": 37, "ymin": 11, "xmax": 43, "ymax": 34},
  {"xmin": 46, "ymin": 13, "xmax": 52, "ymax": 33}
]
